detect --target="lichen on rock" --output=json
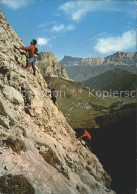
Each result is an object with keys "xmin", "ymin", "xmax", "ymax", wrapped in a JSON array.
[{"xmin": 0, "ymin": 174, "xmax": 35, "ymax": 194}]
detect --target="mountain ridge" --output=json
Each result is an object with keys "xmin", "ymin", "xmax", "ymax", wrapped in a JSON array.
[
  {"xmin": 83, "ymin": 69, "xmax": 137, "ymax": 93},
  {"xmin": 60, "ymin": 52, "xmax": 136, "ymax": 82},
  {"xmin": 60, "ymin": 51, "xmax": 136, "ymax": 67}
]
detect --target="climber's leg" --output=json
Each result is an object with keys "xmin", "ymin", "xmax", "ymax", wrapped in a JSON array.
[
  {"xmin": 32, "ymin": 61, "xmax": 36, "ymax": 76},
  {"xmin": 25, "ymin": 63, "xmax": 31, "ymax": 68}
]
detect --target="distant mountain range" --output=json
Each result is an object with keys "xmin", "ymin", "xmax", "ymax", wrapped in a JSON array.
[
  {"xmin": 60, "ymin": 55, "xmax": 104, "ymax": 66},
  {"xmin": 60, "ymin": 51, "xmax": 136, "ymax": 82},
  {"xmin": 83, "ymin": 69, "xmax": 137, "ymax": 93}
]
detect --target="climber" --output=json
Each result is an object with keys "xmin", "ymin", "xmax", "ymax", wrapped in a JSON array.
[
  {"xmin": 51, "ymin": 88, "xmax": 56, "ymax": 105},
  {"xmin": 79, "ymin": 129, "xmax": 92, "ymax": 150},
  {"xmin": 15, "ymin": 39, "xmax": 38, "ymax": 76}
]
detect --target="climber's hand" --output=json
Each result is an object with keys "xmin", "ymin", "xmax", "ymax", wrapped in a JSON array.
[{"xmin": 14, "ymin": 45, "xmax": 20, "ymax": 49}]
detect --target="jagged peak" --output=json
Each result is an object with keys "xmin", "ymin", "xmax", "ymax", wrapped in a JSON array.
[
  {"xmin": 106, "ymin": 51, "xmax": 136, "ymax": 58},
  {"xmin": 37, "ymin": 51, "xmax": 70, "ymax": 79},
  {"xmin": 38, "ymin": 51, "xmax": 58, "ymax": 61}
]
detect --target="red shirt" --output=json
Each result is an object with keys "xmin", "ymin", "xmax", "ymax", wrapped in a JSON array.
[
  {"xmin": 80, "ymin": 131, "xmax": 91, "ymax": 140},
  {"xmin": 20, "ymin": 45, "xmax": 35, "ymax": 57}
]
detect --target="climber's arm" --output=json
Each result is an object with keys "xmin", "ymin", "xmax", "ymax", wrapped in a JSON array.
[
  {"xmin": 79, "ymin": 133, "xmax": 86, "ymax": 139},
  {"xmin": 14, "ymin": 45, "xmax": 31, "ymax": 51},
  {"xmin": 19, "ymin": 46, "xmax": 31, "ymax": 51}
]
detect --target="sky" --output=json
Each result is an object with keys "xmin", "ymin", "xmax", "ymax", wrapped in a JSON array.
[{"xmin": 0, "ymin": 0, "xmax": 136, "ymax": 60}]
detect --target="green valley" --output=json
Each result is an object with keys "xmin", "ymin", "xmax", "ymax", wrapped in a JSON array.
[{"xmin": 46, "ymin": 77, "xmax": 136, "ymax": 129}]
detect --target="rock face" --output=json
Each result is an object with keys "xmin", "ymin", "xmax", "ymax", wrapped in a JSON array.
[
  {"xmin": 36, "ymin": 51, "xmax": 70, "ymax": 80},
  {"xmin": 60, "ymin": 52, "xmax": 136, "ymax": 67},
  {"xmin": 0, "ymin": 9, "xmax": 115, "ymax": 194},
  {"xmin": 60, "ymin": 55, "xmax": 104, "ymax": 66},
  {"xmin": 103, "ymin": 51, "xmax": 136, "ymax": 66}
]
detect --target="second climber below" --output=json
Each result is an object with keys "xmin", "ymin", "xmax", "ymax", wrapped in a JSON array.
[
  {"xmin": 79, "ymin": 129, "xmax": 92, "ymax": 150},
  {"xmin": 15, "ymin": 39, "xmax": 38, "ymax": 76}
]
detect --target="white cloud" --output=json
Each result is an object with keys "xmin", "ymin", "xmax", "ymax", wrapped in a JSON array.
[
  {"xmin": 59, "ymin": 1, "xmax": 136, "ymax": 21},
  {"xmin": 94, "ymin": 30, "xmax": 136, "ymax": 54},
  {"xmin": 59, "ymin": 1, "xmax": 96, "ymax": 21},
  {"xmin": 59, "ymin": 1, "xmax": 116, "ymax": 21},
  {"xmin": 37, "ymin": 37, "xmax": 48, "ymax": 46},
  {"xmin": 51, "ymin": 24, "xmax": 75, "ymax": 32},
  {"xmin": 52, "ymin": 24, "xmax": 65, "ymax": 32},
  {"xmin": 1, "ymin": 0, "xmax": 30, "ymax": 9}
]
